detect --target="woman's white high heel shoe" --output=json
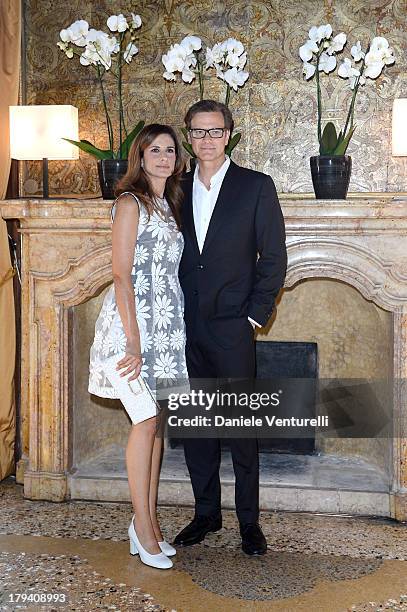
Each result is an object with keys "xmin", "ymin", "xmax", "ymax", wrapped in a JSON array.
[
  {"xmin": 130, "ymin": 539, "xmax": 176, "ymax": 557},
  {"xmin": 128, "ymin": 517, "xmax": 173, "ymax": 569},
  {"xmin": 130, "ymin": 514, "xmax": 176, "ymax": 557},
  {"xmin": 158, "ymin": 540, "xmax": 176, "ymax": 557}
]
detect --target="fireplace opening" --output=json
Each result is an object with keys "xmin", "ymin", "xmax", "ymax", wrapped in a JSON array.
[{"xmin": 70, "ymin": 278, "xmax": 393, "ymax": 507}]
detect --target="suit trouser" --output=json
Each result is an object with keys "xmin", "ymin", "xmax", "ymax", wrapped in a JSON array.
[{"xmin": 183, "ymin": 317, "xmax": 259, "ymax": 525}]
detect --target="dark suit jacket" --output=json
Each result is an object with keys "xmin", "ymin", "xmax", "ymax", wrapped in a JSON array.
[{"xmin": 179, "ymin": 160, "xmax": 287, "ymax": 349}]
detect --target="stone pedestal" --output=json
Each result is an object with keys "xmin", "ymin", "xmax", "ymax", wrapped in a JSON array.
[{"xmin": 2, "ymin": 194, "xmax": 407, "ymax": 520}]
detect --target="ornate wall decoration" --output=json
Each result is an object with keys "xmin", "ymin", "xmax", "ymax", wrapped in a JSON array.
[{"xmin": 23, "ymin": 0, "xmax": 406, "ymax": 195}]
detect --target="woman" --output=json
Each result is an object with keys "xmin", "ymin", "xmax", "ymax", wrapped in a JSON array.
[{"xmin": 88, "ymin": 124, "xmax": 187, "ymax": 569}]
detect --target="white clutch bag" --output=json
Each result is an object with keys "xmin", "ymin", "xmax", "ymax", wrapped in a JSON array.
[{"xmin": 102, "ymin": 354, "xmax": 159, "ymax": 425}]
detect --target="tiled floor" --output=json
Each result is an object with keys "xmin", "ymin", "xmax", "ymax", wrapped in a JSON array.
[{"xmin": 0, "ymin": 476, "xmax": 406, "ymax": 611}]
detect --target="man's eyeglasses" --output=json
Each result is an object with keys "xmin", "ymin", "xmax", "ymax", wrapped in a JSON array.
[{"xmin": 189, "ymin": 128, "xmax": 226, "ymax": 139}]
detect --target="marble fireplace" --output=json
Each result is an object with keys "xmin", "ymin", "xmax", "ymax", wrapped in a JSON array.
[{"xmin": 2, "ymin": 194, "xmax": 407, "ymax": 520}]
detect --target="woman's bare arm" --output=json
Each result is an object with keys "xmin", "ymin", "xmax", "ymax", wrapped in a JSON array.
[{"xmin": 111, "ymin": 195, "xmax": 142, "ymax": 381}]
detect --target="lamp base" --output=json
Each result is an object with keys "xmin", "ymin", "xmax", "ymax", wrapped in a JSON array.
[{"xmin": 42, "ymin": 157, "xmax": 49, "ymax": 199}]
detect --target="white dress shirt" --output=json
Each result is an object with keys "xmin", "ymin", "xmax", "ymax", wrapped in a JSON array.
[
  {"xmin": 192, "ymin": 157, "xmax": 261, "ymax": 328},
  {"xmin": 193, "ymin": 156, "xmax": 230, "ymax": 253}
]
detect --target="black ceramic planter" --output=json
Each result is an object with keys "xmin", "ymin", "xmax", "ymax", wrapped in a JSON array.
[
  {"xmin": 310, "ymin": 155, "xmax": 352, "ymax": 199},
  {"xmin": 97, "ymin": 159, "xmax": 128, "ymax": 200}
]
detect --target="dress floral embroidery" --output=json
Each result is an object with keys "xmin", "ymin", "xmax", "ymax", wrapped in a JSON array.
[{"xmin": 88, "ymin": 192, "xmax": 187, "ymax": 399}]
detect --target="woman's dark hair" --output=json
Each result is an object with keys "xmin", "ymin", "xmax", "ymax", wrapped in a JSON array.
[
  {"xmin": 184, "ymin": 99, "xmax": 234, "ymax": 132},
  {"xmin": 115, "ymin": 124, "xmax": 184, "ymax": 229}
]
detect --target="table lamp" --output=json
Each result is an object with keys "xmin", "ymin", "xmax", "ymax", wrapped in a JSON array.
[{"xmin": 9, "ymin": 105, "xmax": 79, "ymax": 198}]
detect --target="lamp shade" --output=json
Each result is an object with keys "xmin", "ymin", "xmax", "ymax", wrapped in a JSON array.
[
  {"xmin": 392, "ymin": 98, "xmax": 407, "ymax": 156},
  {"xmin": 9, "ymin": 105, "xmax": 79, "ymax": 160}
]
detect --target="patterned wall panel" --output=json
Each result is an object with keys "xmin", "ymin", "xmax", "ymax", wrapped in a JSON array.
[{"xmin": 23, "ymin": 0, "xmax": 407, "ymax": 195}]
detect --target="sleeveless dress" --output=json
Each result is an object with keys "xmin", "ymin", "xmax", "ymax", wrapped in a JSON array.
[{"xmin": 88, "ymin": 192, "xmax": 188, "ymax": 403}]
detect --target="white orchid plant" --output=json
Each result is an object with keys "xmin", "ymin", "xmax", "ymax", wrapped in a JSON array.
[
  {"xmin": 162, "ymin": 35, "xmax": 249, "ymax": 157},
  {"xmin": 57, "ymin": 14, "xmax": 145, "ymax": 160},
  {"xmin": 300, "ymin": 25, "xmax": 395, "ymax": 155}
]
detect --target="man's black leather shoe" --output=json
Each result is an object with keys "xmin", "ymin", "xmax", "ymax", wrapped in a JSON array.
[
  {"xmin": 240, "ymin": 523, "xmax": 267, "ymax": 555},
  {"xmin": 173, "ymin": 514, "xmax": 222, "ymax": 546}
]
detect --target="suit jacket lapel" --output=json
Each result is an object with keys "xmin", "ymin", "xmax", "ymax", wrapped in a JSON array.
[
  {"xmin": 182, "ymin": 172, "xmax": 199, "ymax": 254},
  {"xmin": 201, "ymin": 160, "xmax": 240, "ymax": 255}
]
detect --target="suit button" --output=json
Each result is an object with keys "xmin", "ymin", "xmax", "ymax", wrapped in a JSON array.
[
  {"xmin": 193, "ymin": 290, "xmax": 198, "ymax": 296},
  {"xmin": 197, "ymin": 264, "xmax": 204, "ymax": 270}
]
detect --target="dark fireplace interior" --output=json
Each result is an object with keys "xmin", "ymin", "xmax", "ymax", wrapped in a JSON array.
[
  {"xmin": 256, "ymin": 341, "xmax": 318, "ymax": 454},
  {"xmin": 169, "ymin": 341, "xmax": 318, "ymax": 455}
]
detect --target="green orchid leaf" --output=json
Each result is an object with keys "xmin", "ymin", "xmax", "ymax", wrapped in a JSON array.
[
  {"xmin": 333, "ymin": 126, "xmax": 356, "ymax": 155},
  {"xmin": 182, "ymin": 141, "xmax": 195, "ymax": 157},
  {"xmin": 319, "ymin": 122, "xmax": 338, "ymax": 155},
  {"xmin": 181, "ymin": 127, "xmax": 189, "ymax": 140},
  {"xmin": 225, "ymin": 132, "xmax": 241, "ymax": 157},
  {"xmin": 117, "ymin": 120, "xmax": 145, "ymax": 159},
  {"xmin": 63, "ymin": 138, "xmax": 113, "ymax": 160}
]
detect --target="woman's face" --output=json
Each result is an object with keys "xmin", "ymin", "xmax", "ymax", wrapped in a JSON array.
[{"xmin": 142, "ymin": 133, "xmax": 177, "ymax": 181}]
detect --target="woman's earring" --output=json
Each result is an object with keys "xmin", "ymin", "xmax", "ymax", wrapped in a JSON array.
[{"xmin": 141, "ymin": 159, "xmax": 144, "ymax": 168}]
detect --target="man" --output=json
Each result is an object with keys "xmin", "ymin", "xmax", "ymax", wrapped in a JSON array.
[{"xmin": 175, "ymin": 100, "xmax": 287, "ymax": 555}]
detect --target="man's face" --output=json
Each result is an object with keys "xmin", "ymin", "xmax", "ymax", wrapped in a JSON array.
[{"xmin": 188, "ymin": 111, "xmax": 230, "ymax": 163}]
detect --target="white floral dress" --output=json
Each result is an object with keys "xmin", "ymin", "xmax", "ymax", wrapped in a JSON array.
[{"xmin": 88, "ymin": 192, "xmax": 188, "ymax": 400}]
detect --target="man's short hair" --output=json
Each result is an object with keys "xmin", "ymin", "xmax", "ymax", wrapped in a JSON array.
[{"xmin": 184, "ymin": 99, "xmax": 234, "ymax": 132}]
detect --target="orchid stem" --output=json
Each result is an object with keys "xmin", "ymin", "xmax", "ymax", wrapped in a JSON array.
[
  {"xmin": 342, "ymin": 53, "xmax": 366, "ymax": 138},
  {"xmin": 197, "ymin": 54, "xmax": 204, "ymax": 100},
  {"xmin": 225, "ymin": 84, "xmax": 231, "ymax": 107},
  {"xmin": 120, "ymin": 37, "xmax": 128, "ymax": 145},
  {"xmin": 118, "ymin": 34, "xmax": 124, "ymax": 158},
  {"xmin": 315, "ymin": 50, "xmax": 322, "ymax": 147},
  {"xmin": 98, "ymin": 66, "xmax": 114, "ymax": 153}
]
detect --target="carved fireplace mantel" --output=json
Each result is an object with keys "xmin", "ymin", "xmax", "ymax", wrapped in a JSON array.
[{"xmin": 2, "ymin": 194, "xmax": 407, "ymax": 520}]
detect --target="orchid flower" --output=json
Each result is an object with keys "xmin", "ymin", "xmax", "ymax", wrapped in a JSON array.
[
  {"xmin": 326, "ymin": 33, "xmax": 346, "ymax": 55},
  {"xmin": 162, "ymin": 35, "xmax": 248, "ymax": 105},
  {"xmin": 60, "ymin": 19, "xmax": 89, "ymax": 46},
  {"xmin": 308, "ymin": 24, "xmax": 332, "ymax": 43},
  {"xmin": 57, "ymin": 12, "xmax": 145, "ymax": 159},
  {"xmin": 351, "ymin": 41, "xmax": 364, "ymax": 62},
  {"xmin": 224, "ymin": 66, "xmax": 249, "ymax": 91},
  {"xmin": 299, "ymin": 40, "xmax": 318, "ymax": 62},
  {"xmin": 303, "ymin": 62, "xmax": 316, "ymax": 79},
  {"xmin": 130, "ymin": 13, "xmax": 142, "ymax": 29},
  {"xmin": 124, "ymin": 42, "xmax": 138, "ymax": 64},
  {"xmin": 319, "ymin": 52, "xmax": 336, "ymax": 73},
  {"xmin": 299, "ymin": 25, "xmax": 395, "ymax": 155},
  {"xmin": 161, "ymin": 35, "xmax": 249, "ymax": 158},
  {"xmin": 180, "ymin": 35, "xmax": 202, "ymax": 54},
  {"xmin": 106, "ymin": 14, "xmax": 128, "ymax": 33}
]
